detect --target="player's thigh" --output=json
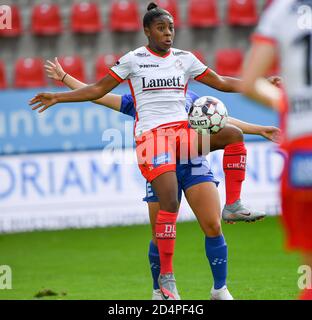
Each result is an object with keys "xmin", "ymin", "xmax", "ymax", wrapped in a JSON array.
[
  {"xmin": 151, "ymin": 171, "xmax": 179, "ymax": 212},
  {"xmin": 210, "ymin": 124, "xmax": 243, "ymax": 151},
  {"xmin": 184, "ymin": 182, "xmax": 222, "ymax": 236}
]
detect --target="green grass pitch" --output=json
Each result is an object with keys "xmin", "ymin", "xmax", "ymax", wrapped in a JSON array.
[{"xmin": 0, "ymin": 216, "xmax": 301, "ymax": 300}]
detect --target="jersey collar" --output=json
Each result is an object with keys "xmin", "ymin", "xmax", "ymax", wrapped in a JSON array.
[{"xmin": 145, "ymin": 46, "xmax": 171, "ymax": 58}]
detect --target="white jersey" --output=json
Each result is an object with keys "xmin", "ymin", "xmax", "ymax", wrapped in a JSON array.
[
  {"xmin": 254, "ymin": 0, "xmax": 312, "ymax": 141},
  {"xmin": 109, "ymin": 46, "xmax": 209, "ymax": 137}
]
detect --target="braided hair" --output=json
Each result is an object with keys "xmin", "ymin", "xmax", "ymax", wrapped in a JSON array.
[{"xmin": 143, "ymin": 2, "xmax": 173, "ymax": 28}]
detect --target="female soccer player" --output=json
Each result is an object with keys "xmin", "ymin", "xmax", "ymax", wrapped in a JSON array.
[
  {"xmin": 43, "ymin": 58, "xmax": 280, "ymax": 300},
  {"xmin": 241, "ymin": 0, "xmax": 312, "ymax": 300},
  {"xmin": 30, "ymin": 2, "xmax": 279, "ymax": 300}
]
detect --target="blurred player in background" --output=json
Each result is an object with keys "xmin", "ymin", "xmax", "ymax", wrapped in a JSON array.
[
  {"xmin": 43, "ymin": 58, "xmax": 280, "ymax": 300},
  {"xmin": 29, "ymin": 2, "xmax": 280, "ymax": 300},
  {"xmin": 241, "ymin": 0, "xmax": 312, "ymax": 300}
]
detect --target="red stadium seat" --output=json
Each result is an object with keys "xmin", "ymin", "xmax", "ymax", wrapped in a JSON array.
[
  {"xmin": 0, "ymin": 61, "xmax": 7, "ymax": 89},
  {"xmin": 192, "ymin": 50, "xmax": 207, "ymax": 65},
  {"xmin": 0, "ymin": 5, "xmax": 22, "ymax": 37},
  {"xmin": 54, "ymin": 56, "xmax": 86, "ymax": 86},
  {"xmin": 31, "ymin": 3, "xmax": 63, "ymax": 35},
  {"xmin": 71, "ymin": 2, "xmax": 102, "ymax": 33},
  {"xmin": 227, "ymin": 0, "xmax": 258, "ymax": 26},
  {"xmin": 14, "ymin": 57, "xmax": 47, "ymax": 88},
  {"xmin": 109, "ymin": 0, "xmax": 141, "ymax": 32},
  {"xmin": 188, "ymin": 0, "xmax": 220, "ymax": 28},
  {"xmin": 215, "ymin": 49, "xmax": 243, "ymax": 76},
  {"xmin": 156, "ymin": 0, "xmax": 181, "ymax": 28},
  {"xmin": 95, "ymin": 54, "xmax": 121, "ymax": 81}
]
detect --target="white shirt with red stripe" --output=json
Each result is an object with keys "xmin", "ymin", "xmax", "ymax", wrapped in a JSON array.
[
  {"xmin": 109, "ymin": 46, "xmax": 209, "ymax": 137},
  {"xmin": 253, "ymin": 0, "xmax": 312, "ymax": 141}
]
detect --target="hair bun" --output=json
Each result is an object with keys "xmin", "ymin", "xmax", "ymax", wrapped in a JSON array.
[{"xmin": 147, "ymin": 2, "xmax": 158, "ymax": 11}]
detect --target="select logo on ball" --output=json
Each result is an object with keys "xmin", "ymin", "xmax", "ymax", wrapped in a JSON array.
[{"xmin": 188, "ymin": 96, "xmax": 228, "ymax": 134}]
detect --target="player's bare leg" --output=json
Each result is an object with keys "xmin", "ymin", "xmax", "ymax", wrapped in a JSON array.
[{"xmin": 185, "ymin": 182, "xmax": 233, "ymax": 300}]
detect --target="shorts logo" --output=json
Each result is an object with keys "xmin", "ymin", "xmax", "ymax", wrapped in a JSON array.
[
  {"xmin": 153, "ymin": 153, "xmax": 171, "ymax": 168},
  {"xmin": 290, "ymin": 152, "xmax": 312, "ymax": 187}
]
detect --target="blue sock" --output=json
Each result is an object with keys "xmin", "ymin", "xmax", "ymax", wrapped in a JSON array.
[
  {"xmin": 148, "ymin": 240, "xmax": 160, "ymax": 290},
  {"xmin": 205, "ymin": 235, "xmax": 228, "ymax": 290}
]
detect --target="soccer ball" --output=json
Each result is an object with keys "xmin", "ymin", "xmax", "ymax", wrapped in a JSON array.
[{"xmin": 188, "ymin": 96, "xmax": 228, "ymax": 134}]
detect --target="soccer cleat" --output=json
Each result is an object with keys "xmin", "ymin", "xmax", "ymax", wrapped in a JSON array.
[
  {"xmin": 211, "ymin": 285, "xmax": 234, "ymax": 300},
  {"xmin": 158, "ymin": 273, "xmax": 181, "ymax": 300},
  {"xmin": 222, "ymin": 199, "xmax": 266, "ymax": 223},
  {"xmin": 152, "ymin": 289, "xmax": 163, "ymax": 300}
]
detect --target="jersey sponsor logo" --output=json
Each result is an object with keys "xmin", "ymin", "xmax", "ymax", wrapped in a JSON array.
[
  {"xmin": 172, "ymin": 50, "xmax": 189, "ymax": 56},
  {"xmin": 142, "ymin": 76, "xmax": 184, "ymax": 91},
  {"xmin": 290, "ymin": 151, "xmax": 312, "ymax": 187},
  {"xmin": 134, "ymin": 52, "xmax": 151, "ymax": 58},
  {"xmin": 138, "ymin": 64, "xmax": 159, "ymax": 68}
]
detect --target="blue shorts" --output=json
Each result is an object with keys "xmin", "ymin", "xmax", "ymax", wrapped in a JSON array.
[{"xmin": 143, "ymin": 156, "xmax": 219, "ymax": 203}]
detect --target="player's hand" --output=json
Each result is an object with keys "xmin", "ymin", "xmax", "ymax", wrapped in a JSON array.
[
  {"xmin": 29, "ymin": 92, "xmax": 58, "ymax": 113},
  {"xmin": 260, "ymin": 126, "xmax": 282, "ymax": 143},
  {"xmin": 267, "ymin": 76, "xmax": 282, "ymax": 88},
  {"xmin": 45, "ymin": 57, "xmax": 65, "ymax": 81}
]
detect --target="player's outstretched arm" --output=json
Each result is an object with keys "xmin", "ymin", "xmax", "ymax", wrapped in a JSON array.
[
  {"xmin": 29, "ymin": 67, "xmax": 120, "ymax": 113},
  {"xmin": 228, "ymin": 117, "xmax": 281, "ymax": 143},
  {"xmin": 44, "ymin": 58, "xmax": 122, "ymax": 112},
  {"xmin": 197, "ymin": 68, "xmax": 281, "ymax": 94},
  {"xmin": 197, "ymin": 69, "xmax": 242, "ymax": 93},
  {"xmin": 241, "ymin": 43, "xmax": 281, "ymax": 109}
]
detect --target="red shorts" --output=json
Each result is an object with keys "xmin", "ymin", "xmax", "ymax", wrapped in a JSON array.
[
  {"xmin": 281, "ymin": 136, "xmax": 312, "ymax": 252},
  {"xmin": 135, "ymin": 121, "xmax": 206, "ymax": 182}
]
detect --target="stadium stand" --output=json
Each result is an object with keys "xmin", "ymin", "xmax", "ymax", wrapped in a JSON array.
[
  {"xmin": 109, "ymin": 0, "xmax": 141, "ymax": 32},
  {"xmin": 31, "ymin": 3, "xmax": 63, "ymax": 36},
  {"xmin": 70, "ymin": 1, "xmax": 103, "ymax": 33},
  {"xmin": 14, "ymin": 57, "xmax": 47, "ymax": 88},
  {"xmin": 188, "ymin": 0, "xmax": 220, "ymax": 28},
  {"xmin": 215, "ymin": 48, "xmax": 244, "ymax": 76},
  {"xmin": 0, "ymin": 0, "xmax": 273, "ymax": 88},
  {"xmin": 227, "ymin": 0, "xmax": 258, "ymax": 26}
]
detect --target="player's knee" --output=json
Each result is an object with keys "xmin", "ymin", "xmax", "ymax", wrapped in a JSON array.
[
  {"xmin": 159, "ymin": 194, "xmax": 179, "ymax": 212},
  {"xmin": 162, "ymin": 198, "xmax": 179, "ymax": 213},
  {"xmin": 228, "ymin": 126, "xmax": 244, "ymax": 144},
  {"xmin": 205, "ymin": 222, "xmax": 222, "ymax": 237}
]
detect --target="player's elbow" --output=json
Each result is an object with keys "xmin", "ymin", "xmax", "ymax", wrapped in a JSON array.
[{"xmin": 90, "ymin": 83, "xmax": 106, "ymax": 101}]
